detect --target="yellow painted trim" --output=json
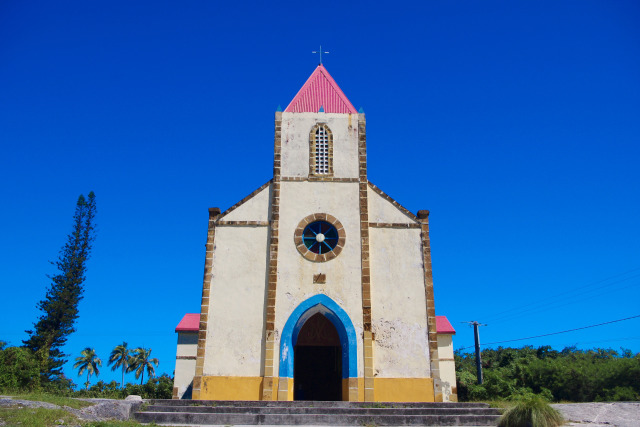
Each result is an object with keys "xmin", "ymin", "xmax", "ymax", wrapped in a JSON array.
[
  {"xmin": 199, "ymin": 376, "xmax": 435, "ymax": 402},
  {"xmin": 201, "ymin": 376, "xmax": 264, "ymax": 401},
  {"xmin": 373, "ymin": 378, "xmax": 435, "ymax": 402}
]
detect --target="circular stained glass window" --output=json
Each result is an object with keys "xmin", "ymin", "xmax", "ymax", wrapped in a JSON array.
[
  {"xmin": 303, "ymin": 221, "xmax": 339, "ymax": 254},
  {"xmin": 295, "ymin": 213, "xmax": 345, "ymax": 262}
]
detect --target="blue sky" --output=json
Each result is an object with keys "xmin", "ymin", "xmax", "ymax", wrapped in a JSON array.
[{"xmin": 1, "ymin": 1, "xmax": 639, "ymax": 387}]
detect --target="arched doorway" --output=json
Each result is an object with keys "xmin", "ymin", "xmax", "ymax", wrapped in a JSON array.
[
  {"xmin": 279, "ymin": 295, "xmax": 358, "ymax": 401},
  {"xmin": 294, "ymin": 313, "xmax": 342, "ymax": 400}
]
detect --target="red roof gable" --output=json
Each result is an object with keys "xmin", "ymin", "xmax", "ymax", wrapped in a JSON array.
[
  {"xmin": 285, "ymin": 65, "xmax": 357, "ymax": 114},
  {"xmin": 175, "ymin": 313, "xmax": 199, "ymax": 332},
  {"xmin": 436, "ymin": 316, "xmax": 456, "ymax": 334}
]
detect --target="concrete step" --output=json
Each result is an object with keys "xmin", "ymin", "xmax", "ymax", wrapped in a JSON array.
[
  {"xmin": 143, "ymin": 404, "xmax": 500, "ymax": 416},
  {"xmin": 145, "ymin": 399, "xmax": 492, "ymax": 409},
  {"xmin": 134, "ymin": 400, "xmax": 501, "ymax": 426},
  {"xmin": 135, "ymin": 411, "xmax": 500, "ymax": 426}
]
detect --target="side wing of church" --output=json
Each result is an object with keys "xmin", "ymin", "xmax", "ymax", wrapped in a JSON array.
[{"xmin": 173, "ymin": 65, "xmax": 457, "ymax": 403}]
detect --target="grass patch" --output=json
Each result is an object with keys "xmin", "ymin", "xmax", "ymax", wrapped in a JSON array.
[
  {"xmin": 362, "ymin": 402, "xmax": 388, "ymax": 408},
  {"xmin": 0, "ymin": 406, "xmax": 151, "ymax": 427},
  {"xmin": 12, "ymin": 392, "xmax": 94, "ymax": 409},
  {"xmin": 84, "ymin": 421, "xmax": 149, "ymax": 426},
  {"xmin": 0, "ymin": 406, "xmax": 78, "ymax": 426},
  {"xmin": 486, "ymin": 400, "xmax": 511, "ymax": 409},
  {"xmin": 498, "ymin": 394, "xmax": 564, "ymax": 427}
]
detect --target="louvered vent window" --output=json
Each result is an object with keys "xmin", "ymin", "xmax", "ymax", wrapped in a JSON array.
[{"xmin": 315, "ymin": 126, "xmax": 330, "ymax": 174}]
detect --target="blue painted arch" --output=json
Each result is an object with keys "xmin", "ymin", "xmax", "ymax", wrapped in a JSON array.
[{"xmin": 279, "ymin": 295, "xmax": 357, "ymax": 379}]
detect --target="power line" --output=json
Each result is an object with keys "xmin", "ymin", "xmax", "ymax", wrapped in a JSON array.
[
  {"xmin": 572, "ymin": 335, "xmax": 640, "ymax": 346},
  {"xmin": 458, "ymin": 314, "xmax": 640, "ymax": 350},
  {"xmin": 482, "ymin": 267, "xmax": 640, "ymax": 324},
  {"xmin": 488, "ymin": 274, "xmax": 640, "ymax": 324}
]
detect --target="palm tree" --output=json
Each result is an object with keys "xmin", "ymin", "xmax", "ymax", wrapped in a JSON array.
[
  {"xmin": 108, "ymin": 341, "xmax": 130, "ymax": 388},
  {"xmin": 73, "ymin": 347, "xmax": 102, "ymax": 389},
  {"xmin": 128, "ymin": 347, "xmax": 159, "ymax": 384}
]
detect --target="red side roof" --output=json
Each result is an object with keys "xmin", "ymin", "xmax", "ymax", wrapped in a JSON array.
[
  {"xmin": 175, "ymin": 313, "xmax": 199, "ymax": 332},
  {"xmin": 177, "ymin": 313, "xmax": 455, "ymax": 334},
  {"xmin": 285, "ymin": 65, "xmax": 357, "ymax": 114},
  {"xmin": 436, "ymin": 316, "xmax": 456, "ymax": 335}
]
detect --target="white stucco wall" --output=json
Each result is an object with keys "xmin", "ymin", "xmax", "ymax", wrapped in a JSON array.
[
  {"xmin": 367, "ymin": 187, "xmax": 417, "ymax": 224},
  {"xmin": 280, "ymin": 112, "xmax": 360, "ymax": 179},
  {"xmin": 273, "ymin": 180, "xmax": 364, "ymax": 377},
  {"xmin": 174, "ymin": 332, "xmax": 197, "ymax": 399},
  {"xmin": 369, "ymin": 227, "xmax": 430, "ymax": 378},
  {"xmin": 437, "ymin": 334, "xmax": 456, "ymax": 402},
  {"xmin": 199, "ymin": 109, "xmax": 436, "ymax": 387},
  {"xmin": 221, "ymin": 184, "xmax": 271, "ymax": 222},
  {"xmin": 204, "ymin": 226, "xmax": 269, "ymax": 376}
]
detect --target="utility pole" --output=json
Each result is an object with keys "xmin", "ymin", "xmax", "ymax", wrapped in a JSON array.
[{"xmin": 463, "ymin": 321, "xmax": 487, "ymax": 384}]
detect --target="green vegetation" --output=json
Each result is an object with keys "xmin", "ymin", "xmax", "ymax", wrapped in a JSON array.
[
  {"xmin": 128, "ymin": 347, "xmax": 159, "ymax": 385},
  {"xmin": 456, "ymin": 345, "xmax": 640, "ymax": 402},
  {"xmin": 0, "ymin": 407, "xmax": 78, "ymax": 427},
  {"xmin": 0, "ymin": 405, "xmax": 151, "ymax": 426},
  {"xmin": 0, "ymin": 346, "xmax": 41, "ymax": 391},
  {"xmin": 0, "ymin": 343, "xmax": 172, "ymax": 399},
  {"xmin": 498, "ymin": 393, "xmax": 564, "ymax": 427},
  {"xmin": 84, "ymin": 421, "xmax": 152, "ymax": 426},
  {"xmin": 109, "ymin": 342, "xmax": 131, "ymax": 387},
  {"xmin": 23, "ymin": 192, "xmax": 97, "ymax": 385},
  {"xmin": 74, "ymin": 347, "xmax": 103, "ymax": 389},
  {"xmin": 72, "ymin": 374, "xmax": 174, "ymax": 399}
]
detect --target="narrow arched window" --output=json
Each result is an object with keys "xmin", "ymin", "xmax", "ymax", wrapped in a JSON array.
[{"xmin": 310, "ymin": 124, "xmax": 333, "ymax": 176}]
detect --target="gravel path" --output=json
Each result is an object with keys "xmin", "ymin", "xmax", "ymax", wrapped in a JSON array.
[{"xmin": 552, "ymin": 402, "xmax": 640, "ymax": 427}]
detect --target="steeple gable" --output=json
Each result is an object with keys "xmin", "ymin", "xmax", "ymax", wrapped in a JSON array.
[{"xmin": 285, "ymin": 65, "xmax": 357, "ymax": 114}]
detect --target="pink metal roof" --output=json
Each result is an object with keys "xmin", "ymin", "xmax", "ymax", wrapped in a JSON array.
[
  {"xmin": 175, "ymin": 313, "xmax": 199, "ymax": 333},
  {"xmin": 176, "ymin": 313, "xmax": 455, "ymax": 334},
  {"xmin": 285, "ymin": 65, "xmax": 357, "ymax": 114},
  {"xmin": 436, "ymin": 316, "xmax": 456, "ymax": 335}
]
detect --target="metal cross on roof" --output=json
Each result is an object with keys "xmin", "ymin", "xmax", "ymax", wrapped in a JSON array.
[{"xmin": 312, "ymin": 45, "xmax": 329, "ymax": 64}]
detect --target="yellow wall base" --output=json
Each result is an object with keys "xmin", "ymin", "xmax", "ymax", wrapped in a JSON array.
[
  {"xmin": 199, "ymin": 376, "xmax": 435, "ymax": 402},
  {"xmin": 373, "ymin": 377, "xmax": 435, "ymax": 402},
  {"xmin": 200, "ymin": 376, "xmax": 264, "ymax": 401},
  {"xmin": 341, "ymin": 378, "xmax": 363, "ymax": 401}
]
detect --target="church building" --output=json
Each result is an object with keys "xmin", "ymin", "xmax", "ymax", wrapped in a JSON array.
[{"xmin": 173, "ymin": 65, "xmax": 457, "ymax": 403}]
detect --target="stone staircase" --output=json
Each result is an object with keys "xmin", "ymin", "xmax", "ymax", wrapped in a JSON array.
[{"xmin": 134, "ymin": 399, "xmax": 502, "ymax": 425}]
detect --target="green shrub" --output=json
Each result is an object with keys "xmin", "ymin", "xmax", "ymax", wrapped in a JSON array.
[
  {"xmin": 498, "ymin": 393, "xmax": 564, "ymax": 427},
  {"xmin": 0, "ymin": 346, "xmax": 41, "ymax": 392},
  {"xmin": 456, "ymin": 346, "xmax": 640, "ymax": 402},
  {"xmin": 70, "ymin": 374, "xmax": 173, "ymax": 399},
  {"xmin": 595, "ymin": 386, "xmax": 639, "ymax": 402}
]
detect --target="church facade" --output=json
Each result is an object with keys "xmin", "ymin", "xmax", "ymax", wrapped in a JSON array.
[{"xmin": 173, "ymin": 65, "xmax": 457, "ymax": 403}]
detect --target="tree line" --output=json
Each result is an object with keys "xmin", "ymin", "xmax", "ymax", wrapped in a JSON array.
[
  {"xmin": 74, "ymin": 342, "xmax": 159, "ymax": 389},
  {"xmin": 455, "ymin": 345, "xmax": 640, "ymax": 402},
  {"xmin": 0, "ymin": 340, "xmax": 170, "ymax": 398},
  {"xmin": 0, "ymin": 192, "xmax": 174, "ymax": 398}
]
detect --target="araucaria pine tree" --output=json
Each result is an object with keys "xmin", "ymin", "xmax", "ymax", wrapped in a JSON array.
[{"xmin": 23, "ymin": 192, "xmax": 97, "ymax": 383}]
